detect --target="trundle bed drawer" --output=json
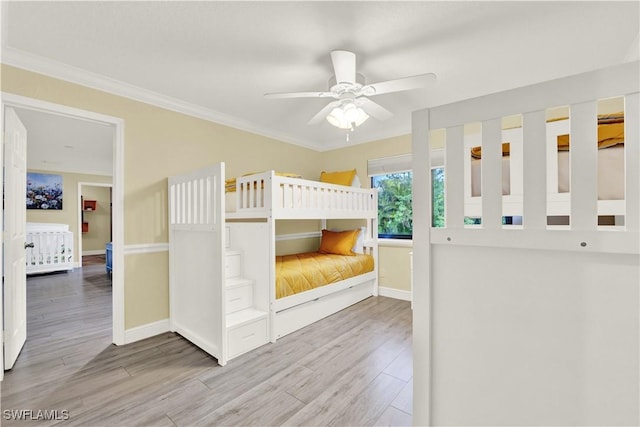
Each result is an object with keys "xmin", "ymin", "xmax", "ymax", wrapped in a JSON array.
[{"xmin": 228, "ymin": 318, "xmax": 268, "ymax": 358}]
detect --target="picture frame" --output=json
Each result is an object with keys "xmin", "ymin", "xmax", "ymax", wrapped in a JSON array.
[{"xmin": 26, "ymin": 172, "xmax": 63, "ymax": 210}]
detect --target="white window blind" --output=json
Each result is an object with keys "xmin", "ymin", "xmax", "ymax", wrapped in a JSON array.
[
  {"xmin": 367, "ymin": 151, "xmax": 444, "ymax": 176},
  {"xmin": 367, "ymin": 154, "xmax": 412, "ymax": 176}
]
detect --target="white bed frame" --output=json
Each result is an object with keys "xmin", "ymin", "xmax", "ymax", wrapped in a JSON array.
[
  {"xmin": 412, "ymin": 61, "xmax": 639, "ymax": 426},
  {"xmin": 25, "ymin": 223, "xmax": 74, "ymax": 274},
  {"xmin": 169, "ymin": 167, "xmax": 378, "ymax": 366},
  {"xmin": 464, "ymin": 118, "xmax": 625, "ymax": 220}
]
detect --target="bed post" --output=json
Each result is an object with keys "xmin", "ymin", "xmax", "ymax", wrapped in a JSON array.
[{"xmin": 412, "ymin": 108, "xmax": 432, "ymax": 426}]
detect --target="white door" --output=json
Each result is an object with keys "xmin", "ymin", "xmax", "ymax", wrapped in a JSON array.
[{"xmin": 3, "ymin": 107, "xmax": 28, "ymax": 370}]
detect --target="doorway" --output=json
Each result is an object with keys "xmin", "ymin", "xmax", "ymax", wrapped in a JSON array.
[
  {"xmin": 1, "ymin": 93, "xmax": 125, "ymax": 376},
  {"xmin": 79, "ymin": 183, "xmax": 113, "ymax": 268}
]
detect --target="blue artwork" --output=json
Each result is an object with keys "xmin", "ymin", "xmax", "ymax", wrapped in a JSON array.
[{"xmin": 26, "ymin": 173, "xmax": 63, "ymax": 210}]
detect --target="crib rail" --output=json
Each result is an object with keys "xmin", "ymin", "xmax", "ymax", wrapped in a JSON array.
[
  {"xmin": 25, "ymin": 231, "xmax": 74, "ymax": 274},
  {"xmin": 231, "ymin": 171, "xmax": 378, "ymax": 219}
]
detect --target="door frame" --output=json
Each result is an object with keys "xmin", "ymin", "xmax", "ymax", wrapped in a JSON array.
[
  {"xmin": 1, "ymin": 93, "xmax": 126, "ymax": 356},
  {"xmin": 78, "ymin": 182, "xmax": 114, "ymax": 265}
]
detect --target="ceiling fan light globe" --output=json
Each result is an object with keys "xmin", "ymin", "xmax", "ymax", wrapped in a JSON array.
[
  {"xmin": 327, "ymin": 107, "xmax": 349, "ymax": 129},
  {"xmin": 327, "ymin": 102, "xmax": 369, "ymax": 130},
  {"xmin": 354, "ymin": 108, "xmax": 369, "ymax": 126}
]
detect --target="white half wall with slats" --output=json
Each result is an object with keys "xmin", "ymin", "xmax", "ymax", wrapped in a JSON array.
[
  {"xmin": 168, "ymin": 163, "xmax": 226, "ymax": 364},
  {"xmin": 412, "ymin": 61, "xmax": 639, "ymax": 426}
]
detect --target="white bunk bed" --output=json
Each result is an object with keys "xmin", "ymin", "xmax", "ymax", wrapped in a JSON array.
[
  {"xmin": 25, "ymin": 222, "xmax": 74, "ymax": 274},
  {"xmin": 412, "ymin": 61, "xmax": 639, "ymax": 426},
  {"xmin": 169, "ymin": 166, "xmax": 378, "ymax": 366},
  {"xmin": 463, "ymin": 113, "xmax": 626, "ymax": 221}
]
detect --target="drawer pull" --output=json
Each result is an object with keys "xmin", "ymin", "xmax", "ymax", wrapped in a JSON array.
[
  {"xmin": 229, "ymin": 297, "xmax": 242, "ymax": 302},
  {"xmin": 242, "ymin": 333, "xmax": 255, "ymax": 340}
]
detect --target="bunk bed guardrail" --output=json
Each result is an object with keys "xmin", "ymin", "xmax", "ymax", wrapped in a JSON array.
[
  {"xmin": 420, "ymin": 61, "xmax": 639, "ymax": 255},
  {"xmin": 232, "ymin": 171, "xmax": 378, "ymax": 219}
]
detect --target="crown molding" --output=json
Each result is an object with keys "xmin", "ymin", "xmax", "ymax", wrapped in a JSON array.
[{"xmin": 1, "ymin": 47, "xmax": 323, "ymax": 152}]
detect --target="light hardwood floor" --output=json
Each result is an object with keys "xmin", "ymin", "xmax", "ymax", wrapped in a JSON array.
[{"xmin": 2, "ymin": 265, "xmax": 413, "ymax": 426}]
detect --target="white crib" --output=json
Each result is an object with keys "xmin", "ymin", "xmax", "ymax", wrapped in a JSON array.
[{"xmin": 25, "ymin": 223, "xmax": 74, "ymax": 274}]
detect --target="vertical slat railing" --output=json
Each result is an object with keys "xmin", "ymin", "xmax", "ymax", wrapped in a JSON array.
[
  {"xmin": 570, "ymin": 101, "xmax": 598, "ymax": 231},
  {"xmin": 508, "ymin": 127, "xmax": 524, "ymax": 198},
  {"xmin": 625, "ymin": 93, "xmax": 639, "ymax": 232},
  {"xmin": 445, "ymin": 126, "xmax": 464, "ymax": 229},
  {"xmin": 545, "ymin": 119, "xmax": 569, "ymax": 216},
  {"xmin": 522, "ymin": 111, "xmax": 548, "ymax": 229},
  {"xmin": 482, "ymin": 118, "xmax": 503, "ymax": 228}
]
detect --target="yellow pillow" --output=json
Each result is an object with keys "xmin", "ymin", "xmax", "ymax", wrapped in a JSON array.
[
  {"xmin": 318, "ymin": 229, "xmax": 359, "ymax": 256},
  {"xmin": 320, "ymin": 169, "xmax": 357, "ymax": 186}
]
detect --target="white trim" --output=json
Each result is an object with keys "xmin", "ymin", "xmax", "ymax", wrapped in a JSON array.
[
  {"xmin": 124, "ymin": 243, "xmax": 169, "ymax": 255},
  {"xmin": 378, "ymin": 286, "xmax": 412, "ymax": 302},
  {"xmin": 275, "ymin": 231, "xmax": 321, "ymax": 241},
  {"xmin": 378, "ymin": 238, "xmax": 413, "ymax": 248},
  {"xmin": 123, "ymin": 318, "xmax": 170, "ymax": 344},
  {"xmin": 2, "ymin": 47, "xmax": 319, "ymax": 152},
  {"xmin": 1, "ymin": 92, "xmax": 127, "ymax": 347}
]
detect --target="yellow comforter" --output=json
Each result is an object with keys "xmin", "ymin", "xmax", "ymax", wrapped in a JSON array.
[
  {"xmin": 471, "ymin": 113, "xmax": 624, "ymax": 159},
  {"xmin": 275, "ymin": 252, "xmax": 375, "ymax": 299}
]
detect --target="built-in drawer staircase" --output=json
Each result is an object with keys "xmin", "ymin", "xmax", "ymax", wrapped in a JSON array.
[{"xmin": 224, "ymin": 249, "xmax": 268, "ymax": 359}]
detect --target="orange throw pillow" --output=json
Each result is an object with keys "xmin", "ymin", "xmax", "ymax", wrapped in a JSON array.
[{"xmin": 318, "ymin": 229, "xmax": 359, "ymax": 256}]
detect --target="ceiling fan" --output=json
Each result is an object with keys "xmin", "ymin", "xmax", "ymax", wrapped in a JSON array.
[{"xmin": 265, "ymin": 50, "xmax": 436, "ymax": 131}]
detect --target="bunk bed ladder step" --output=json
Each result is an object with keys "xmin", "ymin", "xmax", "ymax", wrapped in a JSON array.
[{"xmin": 224, "ymin": 248, "xmax": 269, "ymax": 358}]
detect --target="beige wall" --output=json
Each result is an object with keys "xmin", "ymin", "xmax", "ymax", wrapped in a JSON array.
[
  {"xmin": 378, "ymin": 245, "xmax": 412, "ymax": 292},
  {"xmin": 4, "ymin": 64, "xmax": 414, "ymax": 329},
  {"xmin": 26, "ymin": 169, "xmax": 112, "ymax": 264},
  {"xmin": 320, "ymin": 134, "xmax": 412, "ymax": 188},
  {"xmin": 81, "ymin": 185, "xmax": 111, "ymax": 253},
  {"xmin": 3, "ymin": 65, "xmax": 323, "ymax": 329}
]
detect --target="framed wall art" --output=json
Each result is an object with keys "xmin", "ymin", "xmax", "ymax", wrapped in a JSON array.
[{"xmin": 26, "ymin": 172, "xmax": 63, "ymax": 210}]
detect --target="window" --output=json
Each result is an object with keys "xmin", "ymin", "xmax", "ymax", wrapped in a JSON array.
[
  {"xmin": 431, "ymin": 167, "xmax": 445, "ymax": 227},
  {"xmin": 368, "ymin": 154, "xmax": 413, "ymax": 239},
  {"xmin": 372, "ymin": 172, "xmax": 413, "ymax": 239}
]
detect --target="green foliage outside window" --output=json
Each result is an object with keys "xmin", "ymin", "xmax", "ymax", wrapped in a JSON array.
[
  {"xmin": 431, "ymin": 168, "xmax": 445, "ymax": 227},
  {"xmin": 372, "ymin": 172, "xmax": 413, "ymax": 237}
]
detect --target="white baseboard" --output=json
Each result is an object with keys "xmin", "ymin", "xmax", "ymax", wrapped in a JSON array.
[
  {"xmin": 123, "ymin": 318, "xmax": 170, "ymax": 344},
  {"xmin": 378, "ymin": 286, "xmax": 412, "ymax": 302},
  {"xmin": 82, "ymin": 250, "xmax": 105, "ymax": 256}
]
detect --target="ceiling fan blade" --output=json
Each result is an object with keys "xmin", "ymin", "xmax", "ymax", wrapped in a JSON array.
[
  {"xmin": 330, "ymin": 50, "xmax": 356, "ymax": 84},
  {"xmin": 264, "ymin": 91, "xmax": 334, "ymax": 99},
  {"xmin": 361, "ymin": 73, "xmax": 437, "ymax": 96},
  {"xmin": 308, "ymin": 100, "xmax": 341, "ymax": 125},
  {"xmin": 356, "ymin": 98, "xmax": 394, "ymax": 121}
]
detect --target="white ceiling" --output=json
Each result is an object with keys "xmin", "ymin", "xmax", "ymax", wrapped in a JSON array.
[
  {"xmin": 13, "ymin": 107, "xmax": 114, "ymax": 176},
  {"xmin": 2, "ymin": 1, "xmax": 639, "ymax": 174}
]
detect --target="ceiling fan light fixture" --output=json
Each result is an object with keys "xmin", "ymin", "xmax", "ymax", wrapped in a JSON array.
[{"xmin": 326, "ymin": 101, "xmax": 369, "ymax": 130}]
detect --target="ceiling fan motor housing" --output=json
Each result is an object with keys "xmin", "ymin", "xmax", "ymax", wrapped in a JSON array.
[{"xmin": 328, "ymin": 73, "xmax": 366, "ymax": 96}]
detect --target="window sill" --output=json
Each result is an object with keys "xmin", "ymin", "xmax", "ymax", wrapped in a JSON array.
[{"xmin": 378, "ymin": 238, "xmax": 413, "ymax": 248}]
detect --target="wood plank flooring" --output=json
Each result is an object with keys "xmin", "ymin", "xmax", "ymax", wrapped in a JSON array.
[{"xmin": 1, "ymin": 265, "xmax": 413, "ymax": 426}]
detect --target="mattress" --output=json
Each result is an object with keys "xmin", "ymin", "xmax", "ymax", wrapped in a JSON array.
[
  {"xmin": 275, "ymin": 251, "xmax": 375, "ymax": 299},
  {"xmin": 471, "ymin": 145, "xmax": 624, "ymax": 200}
]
